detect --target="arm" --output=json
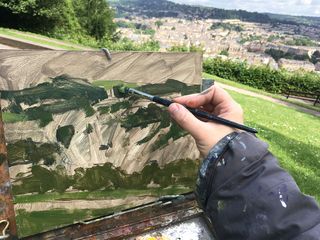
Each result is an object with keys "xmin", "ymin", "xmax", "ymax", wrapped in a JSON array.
[{"xmin": 168, "ymin": 86, "xmax": 320, "ymax": 240}]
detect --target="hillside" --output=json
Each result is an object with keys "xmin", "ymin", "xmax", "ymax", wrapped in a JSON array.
[
  {"xmin": 3, "ymin": 76, "xmax": 200, "ymax": 189},
  {"xmin": 0, "ymin": 27, "xmax": 90, "ymax": 50},
  {"xmin": 111, "ymin": 0, "xmax": 320, "ymax": 27},
  {"xmin": 267, "ymin": 13, "xmax": 320, "ymax": 27}
]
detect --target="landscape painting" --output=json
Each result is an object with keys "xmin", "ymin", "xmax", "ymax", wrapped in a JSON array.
[{"xmin": 0, "ymin": 50, "xmax": 202, "ymax": 237}]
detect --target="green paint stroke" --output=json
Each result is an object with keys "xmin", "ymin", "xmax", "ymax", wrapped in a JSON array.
[{"xmin": 56, "ymin": 125, "xmax": 75, "ymax": 149}]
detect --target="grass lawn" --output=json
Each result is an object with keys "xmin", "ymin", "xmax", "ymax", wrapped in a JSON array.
[
  {"xmin": 2, "ymin": 112, "xmax": 26, "ymax": 123},
  {"xmin": 228, "ymin": 90, "xmax": 320, "ymax": 202},
  {"xmin": 203, "ymin": 72, "xmax": 320, "ymax": 112},
  {"xmin": 16, "ymin": 206, "xmax": 126, "ymax": 237},
  {"xmin": 0, "ymin": 27, "xmax": 86, "ymax": 50},
  {"xmin": 203, "ymin": 72, "xmax": 319, "ymax": 201},
  {"xmin": 92, "ymin": 80, "xmax": 138, "ymax": 90}
]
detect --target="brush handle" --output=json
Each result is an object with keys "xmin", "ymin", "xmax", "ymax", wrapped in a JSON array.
[
  {"xmin": 187, "ymin": 108, "xmax": 258, "ymax": 133},
  {"xmin": 153, "ymin": 96, "xmax": 258, "ymax": 134},
  {"xmin": 153, "ymin": 96, "xmax": 173, "ymax": 107}
]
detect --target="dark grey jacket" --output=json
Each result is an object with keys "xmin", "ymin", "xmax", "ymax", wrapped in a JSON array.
[{"xmin": 196, "ymin": 132, "xmax": 320, "ymax": 240}]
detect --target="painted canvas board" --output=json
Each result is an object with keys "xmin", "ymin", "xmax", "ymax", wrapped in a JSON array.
[{"xmin": 0, "ymin": 50, "xmax": 202, "ymax": 237}]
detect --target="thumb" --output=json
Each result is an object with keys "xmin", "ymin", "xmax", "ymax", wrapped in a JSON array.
[{"xmin": 168, "ymin": 103, "xmax": 207, "ymax": 140}]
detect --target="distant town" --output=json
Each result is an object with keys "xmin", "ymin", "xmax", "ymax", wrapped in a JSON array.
[{"xmin": 116, "ymin": 16, "xmax": 320, "ymax": 72}]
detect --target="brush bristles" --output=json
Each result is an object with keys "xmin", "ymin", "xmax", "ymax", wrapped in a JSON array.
[
  {"xmin": 118, "ymin": 86, "xmax": 129, "ymax": 94},
  {"xmin": 113, "ymin": 84, "xmax": 129, "ymax": 98}
]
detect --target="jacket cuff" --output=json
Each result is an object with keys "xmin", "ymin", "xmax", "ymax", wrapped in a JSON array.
[{"xmin": 195, "ymin": 131, "xmax": 239, "ymax": 209}]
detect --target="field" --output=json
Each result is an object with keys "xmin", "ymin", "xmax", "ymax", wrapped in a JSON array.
[
  {"xmin": 1, "ymin": 112, "xmax": 26, "ymax": 123},
  {"xmin": 92, "ymin": 80, "xmax": 138, "ymax": 90},
  {"xmin": 227, "ymin": 90, "xmax": 319, "ymax": 202}
]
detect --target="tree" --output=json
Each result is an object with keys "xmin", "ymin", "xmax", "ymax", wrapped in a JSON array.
[
  {"xmin": 167, "ymin": 43, "xmax": 203, "ymax": 53},
  {"xmin": 0, "ymin": 0, "xmax": 116, "ymax": 43},
  {"xmin": 311, "ymin": 51, "xmax": 320, "ymax": 64},
  {"xmin": 220, "ymin": 50, "xmax": 229, "ymax": 56},
  {"xmin": 0, "ymin": 0, "xmax": 71, "ymax": 33},
  {"xmin": 155, "ymin": 20, "xmax": 163, "ymax": 29},
  {"xmin": 73, "ymin": 0, "xmax": 116, "ymax": 40}
]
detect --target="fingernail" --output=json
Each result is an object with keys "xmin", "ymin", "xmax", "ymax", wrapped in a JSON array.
[{"xmin": 169, "ymin": 103, "xmax": 179, "ymax": 115}]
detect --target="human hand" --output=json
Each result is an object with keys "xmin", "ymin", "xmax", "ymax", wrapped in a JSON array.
[{"xmin": 168, "ymin": 85, "xmax": 243, "ymax": 157}]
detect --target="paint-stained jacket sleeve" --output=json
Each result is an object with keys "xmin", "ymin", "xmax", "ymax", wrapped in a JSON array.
[{"xmin": 195, "ymin": 132, "xmax": 320, "ymax": 240}]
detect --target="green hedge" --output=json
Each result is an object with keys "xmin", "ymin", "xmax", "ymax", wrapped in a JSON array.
[{"xmin": 203, "ymin": 58, "xmax": 320, "ymax": 94}]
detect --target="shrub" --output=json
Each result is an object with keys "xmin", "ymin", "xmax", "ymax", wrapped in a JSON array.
[
  {"xmin": 167, "ymin": 43, "xmax": 203, "ymax": 53},
  {"xmin": 210, "ymin": 22, "xmax": 243, "ymax": 32},
  {"xmin": 203, "ymin": 58, "xmax": 320, "ymax": 93},
  {"xmin": 265, "ymin": 49, "xmax": 309, "ymax": 62},
  {"xmin": 56, "ymin": 125, "xmax": 75, "ymax": 148},
  {"xmin": 103, "ymin": 38, "xmax": 160, "ymax": 51},
  {"xmin": 239, "ymin": 34, "xmax": 262, "ymax": 44},
  {"xmin": 286, "ymin": 37, "xmax": 318, "ymax": 47},
  {"xmin": 220, "ymin": 50, "xmax": 229, "ymax": 56},
  {"xmin": 155, "ymin": 20, "xmax": 163, "ymax": 29},
  {"xmin": 25, "ymin": 107, "xmax": 53, "ymax": 127},
  {"xmin": 85, "ymin": 124, "xmax": 93, "ymax": 134}
]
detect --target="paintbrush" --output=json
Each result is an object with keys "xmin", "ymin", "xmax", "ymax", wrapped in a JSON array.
[{"xmin": 114, "ymin": 85, "xmax": 258, "ymax": 134}]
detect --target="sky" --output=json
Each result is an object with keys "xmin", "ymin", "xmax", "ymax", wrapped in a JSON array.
[{"xmin": 171, "ymin": 0, "xmax": 320, "ymax": 17}]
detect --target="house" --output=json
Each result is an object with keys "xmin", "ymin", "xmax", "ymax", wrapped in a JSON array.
[{"xmin": 278, "ymin": 58, "xmax": 315, "ymax": 72}]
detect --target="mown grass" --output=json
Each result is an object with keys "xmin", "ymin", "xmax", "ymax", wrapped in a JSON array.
[
  {"xmin": 92, "ymin": 80, "xmax": 138, "ymax": 90},
  {"xmin": 2, "ymin": 112, "xmax": 26, "ymax": 123},
  {"xmin": 228, "ymin": 90, "xmax": 320, "ymax": 202},
  {"xmin": 0, "ymin": 27, "xmax": 85, "ymax": 50},
  {"xmin": 203, "ymin": 72, "xmax": 320, "ymax": 112},
  {"xmin": 203, "ymin": 72, "xmax": 319, "ymax": 201},
  {"xmin": 16, "ymin": 206, "xmax": 126, "ymax": 237}
]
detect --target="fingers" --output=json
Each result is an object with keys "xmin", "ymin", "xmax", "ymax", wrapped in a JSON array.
[
  {"xmin": 168, "ymin": 103, "xmax": 208, "ymax": 140},
  {"xmin": 174, "ymin": 86, "xmax": 235, "ymax": 111},
  {"xmin": 210, "ymin": 85, "xmax": 235, "ymax": 108},
  {"xmin": 173, "ymin": 91, "xmax": 213, "ymax": 108}
]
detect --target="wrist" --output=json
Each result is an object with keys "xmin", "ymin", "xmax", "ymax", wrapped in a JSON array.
[
  {"xmin": 200, "ymin": 126, "xmax": 239, "ymax": 157},
  {"xmin": 195, "ymin": 131, "xmax": 239, "ymax": 209}
]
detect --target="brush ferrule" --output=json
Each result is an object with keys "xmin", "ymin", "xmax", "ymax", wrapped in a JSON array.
[{"xmin": 128, "ymin": 88, "xmax": 154, "ymax": 100}]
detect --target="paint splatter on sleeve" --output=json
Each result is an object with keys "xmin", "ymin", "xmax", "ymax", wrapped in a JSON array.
[{"xmin": 196, "ymin": 132, "xmax": 320, "ymax": 240}]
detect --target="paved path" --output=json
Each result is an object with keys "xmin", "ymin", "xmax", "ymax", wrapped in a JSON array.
[{"xmin": 216, "ymin": 82, "xmax": 320, "ymax": 117}]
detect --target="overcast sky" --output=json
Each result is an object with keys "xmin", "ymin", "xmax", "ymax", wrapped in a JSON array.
[{"xmin": 171, "ymin": 0, "xmax": 320, "ymax": 17}]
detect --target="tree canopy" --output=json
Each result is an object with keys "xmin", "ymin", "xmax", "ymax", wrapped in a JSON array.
[
  {"xmin": 73, "ymin": 0, "xmax": 116, "ymax": 40},
  {"xmin": 0, "ymin": 0, "xmax": 116, "ymax": 41}
]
